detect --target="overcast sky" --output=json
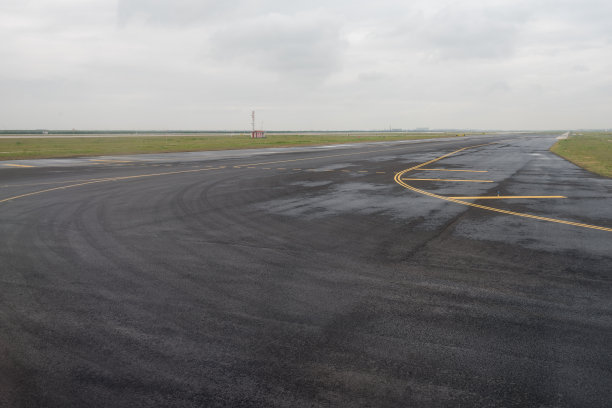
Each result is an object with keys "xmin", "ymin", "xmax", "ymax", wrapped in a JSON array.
[{"xmin": 1, "ymin": 0, "xmax": 611, "ymax": 130}]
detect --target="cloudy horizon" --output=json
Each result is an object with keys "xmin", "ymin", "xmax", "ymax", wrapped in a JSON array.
[{"xmin": 1, "ymin": 0, "xmax": 611, "ymax": 131}]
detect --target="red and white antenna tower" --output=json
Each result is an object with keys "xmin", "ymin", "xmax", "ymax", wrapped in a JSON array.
[{"xmin": 250, "ymin": 110, "xmax": 266, "ymax": 138}]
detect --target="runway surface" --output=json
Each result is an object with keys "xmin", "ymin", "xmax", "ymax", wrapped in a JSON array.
[{"xmin": 1, "ymin": 133, "xmax": 611, "ymax": 407}]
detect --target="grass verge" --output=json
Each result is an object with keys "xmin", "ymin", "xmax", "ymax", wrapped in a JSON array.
[
  {"xmin": 0, "ymin": 132, "xmax": 467, "ymax": 161},
  {"xmin": 550, "ymin": 132, "xmax": 612, "ymax": 177}
]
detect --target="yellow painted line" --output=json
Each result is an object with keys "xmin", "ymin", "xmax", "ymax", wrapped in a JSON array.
[
  {"xmin": 402, "ymin": 143, "xmax": 495, "ymax": 173},
  {"xmin": 419, "ymin": 168, "xmax": 488, "ymax": 173},
  {"xmin": 0, "ymin": 142, "xmax": 497, "ymax": 208},
  {"xmin": 358, "ymin": 170, "xmax": 368, "ymax": 173},
  {"xmin": 89, "ymin": 159, "xmax": 133, "ymax": 163},
  {"xmin": 449, "ymin": 196, "xmax": 566, "ymax": 199},
  {"xmin": 276, "ymin": 168, "xmax": 286, "ymax": 170},
  {"xmin": 0, "ymin": 166, "xmax": 227, "ymax": 205},
  {"xmin": 2, "ymin": 163, "xmax": 34, "ymax": 168},
  {"xmin": 293, "ymin": 168, "xmax": 302, "ymax": 171},
  {"xmin": 402, "ymin": 178, "xmax": 494, "ymax": 183},
  {"xmin": 232, "ymin": 142, "xmax": 488, "ymax": 169},
  {"xmin": 394, "ymin": 145, "xmax": 612, "ymax": 232},
  {"xmin": 1, "ymin": 177, "xmax": 136, "ymax": 188}
]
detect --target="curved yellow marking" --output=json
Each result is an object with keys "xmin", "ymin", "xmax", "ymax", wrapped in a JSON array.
[
  {"xmin": 394, "ymin": 145, "xmax": 612, "ymax": 232},
  {"xmin": 0, "ymin": 140, "xmax": 461, "ymax": 204},
  {"xmin": 3, "ymin": 163, "xmax": 34, "ymax": 168},
  {"xmin": 0, "ymin": 166, "xmax": 227, "ymax": 205}
]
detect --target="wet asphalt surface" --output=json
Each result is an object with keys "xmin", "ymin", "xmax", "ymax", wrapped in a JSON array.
[{"xmin": 1, "ymin": 133, "xmax": 611, "ymax": 407}]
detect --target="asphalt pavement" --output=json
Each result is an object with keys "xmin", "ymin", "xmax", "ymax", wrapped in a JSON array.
[{"xmin": 1, "ymin": 133, "xmax": 611, "ymax": 407}]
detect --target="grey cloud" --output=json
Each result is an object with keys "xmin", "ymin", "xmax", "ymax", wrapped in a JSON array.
[
  {"xmin": 359, "ymin": 1, "xmax": 611, "ymax": 62},
  {"xmin": 2, "ymin": 0, "xmax": 612, "ymax": 130},
  {"xmin": 421, "ymin": 7, "xmax": 522, "ymax": 60},
  {"xmin": 358, "ymin": 72, "xmax": 386, "ymax": 82},
  {"xmin": 210, "ymin": 13, "xmax": 346, "ymax": 78},
  {"xmin": 117, "ymin": 0, "xmax": 245, "ymax": 25},
  {"xmin": 116, "ymin": 0, "xmax": 345, "ymax": 26},
  {"xmin": 347, "ymin": 3, "xmax": 527, "ymax": 63},
  {"xmin": 486, "ymin": 80, "xmax": 512, "ymax": 93},
  {"xmin": 571, "ymin": 65, "xmax": 589, "ymax": 72}
]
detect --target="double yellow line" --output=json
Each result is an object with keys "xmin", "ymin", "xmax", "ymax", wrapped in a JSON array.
[{"xmin": 394, "ymin": 144, "xmax": 612, "ymax": 232}]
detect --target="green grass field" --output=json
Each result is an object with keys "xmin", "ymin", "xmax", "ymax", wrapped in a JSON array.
[
  {"xmin": 0, "ymin": 132, "xmax": 466, "ymax": 161},
  {"xmin": 550, "ymin": 132, "xmax": 612, "ymax": 177}
]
